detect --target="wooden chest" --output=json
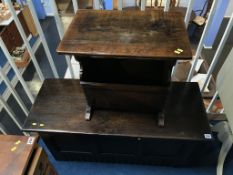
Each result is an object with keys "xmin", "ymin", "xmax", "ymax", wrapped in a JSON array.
[{"xmin": 23, "ymin": 80, "xmax": 214, "ymax": 165}]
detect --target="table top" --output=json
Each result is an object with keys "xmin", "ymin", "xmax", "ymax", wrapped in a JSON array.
[
  {"xmin": 0, "ymin": 135, "xmax": 38, "ymax": 175},
  {"xmin": 23, "ymin": 79, "xmax": 212, "ymax": 141},
  {"xmin": 57, "ymin": 10, "xmax": 192, "ymax": 60}
]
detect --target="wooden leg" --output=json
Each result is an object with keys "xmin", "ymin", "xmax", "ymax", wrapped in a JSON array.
[
  {"xmin": 158, "ymin": 112, "xmax": 165, "ymax": 127},
  {"xmin": 85, "ymin": 104, "xmax": 91, "ymax": 120}
]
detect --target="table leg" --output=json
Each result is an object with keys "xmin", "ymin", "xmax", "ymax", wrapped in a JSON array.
[
  {"xmin": 85, "ymin": 104, "xmax": 91, "ymax": 120},
  {"xmin": 158, "ymin": 112, "xmax": 165, "ymax": 127}
]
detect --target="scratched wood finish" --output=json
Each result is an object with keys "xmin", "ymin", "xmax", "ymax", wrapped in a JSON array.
[
  {"xmin": 57, "ymin": 10, "xmax": 192, "ymax": 60},
  {"xmin": 23, "ymin": 79, "xmax": 211, "ymax": 141},
  {"xmin": 0, "ymin": 135, "xmax": 38, "ymax": 175}
]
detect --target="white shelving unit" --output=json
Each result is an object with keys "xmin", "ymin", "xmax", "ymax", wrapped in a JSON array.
[{"xmin": 0, "ymin": 36, "xmax": 41, "ymax": 112}]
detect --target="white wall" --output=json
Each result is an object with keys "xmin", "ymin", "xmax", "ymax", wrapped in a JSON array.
[
  {"xmin": 42, "ymin": 0, "xmax": 54, "ymax": 16},
  {"xmin": 225, "ymin": 0, "xmax": 233, "ymax": 17},
  {"xmin": 124, "ymin": 0, "xmax": 137, "ymax": 7},
  {"xmin": 178, "ymin": 0, "xmax": 189, "ymax": 7}
]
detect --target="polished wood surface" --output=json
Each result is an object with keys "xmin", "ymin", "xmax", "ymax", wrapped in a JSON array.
[
  {"xmin": 57, "ymin": 10, "xmax": 192, "ymax": 60},
  {"xmin": 0, "ymin": 135, "xmax": 38, "ymax": 175},
  {"xmin": 23, "ymin": 79, "xmax": 211, "ymax": 141}
]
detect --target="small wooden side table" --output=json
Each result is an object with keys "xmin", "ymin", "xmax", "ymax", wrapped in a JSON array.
[{"xmin": 57, "ymin": 10, "xmax": 193, "ymax": 124}]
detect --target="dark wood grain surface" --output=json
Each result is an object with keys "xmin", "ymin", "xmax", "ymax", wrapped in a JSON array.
[
  {"xmin": 78, "ymin": 57, "xmax": 176, "ymax": 85},
  {"xmin": 0, "ymin": 135, "xmax": 38, "ymax": 175},
  {"xmin": 57, "ymin": 10, "xmax": 192, "ymax": 60},
  {"xmin": 23, "ymin": 79, "xmax": 211, "ymax": 141},
  {"xmin": 81, "ymin": 81, "xmax": 169, "ymax": 113}
]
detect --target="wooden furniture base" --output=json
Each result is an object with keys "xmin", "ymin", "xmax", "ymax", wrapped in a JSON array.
[
  {"xmin": 23, "ymin": 79, "xmax": 214, "ymax": 166},
  {"xmin": 78, "ymin": 57, "xmax": 176, "ymax": 86},
  {"xmin": 81, "ymin": 81, "xmax": 169, "ymax": 116},
  {"xmin": 40, "ymin": 132, "xmax": 214, "ymax": 166}
]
